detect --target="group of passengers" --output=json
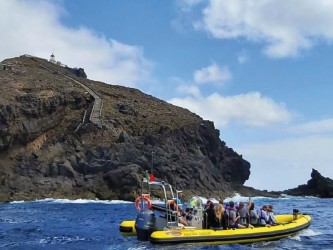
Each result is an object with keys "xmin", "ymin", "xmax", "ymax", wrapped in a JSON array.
[{"xmin": 204, "ymin": 199, "xmax": 277, "ymax": 229}]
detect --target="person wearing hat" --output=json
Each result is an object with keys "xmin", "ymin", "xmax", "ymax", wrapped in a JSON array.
[
  {"xmin": 258, "ymin": 205, "xmax": 270, "ymax": 226},
  {"xmin": 267, "ymin": 205, "xmax": 277, "ymax": 225}
]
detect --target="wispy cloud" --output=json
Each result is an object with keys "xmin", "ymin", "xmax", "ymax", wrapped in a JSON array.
[
  {"xmin": 175, "ymin": 85, "xmax": 201, "ymax": 98},
  {"xmin": 0, "ymin": 0, "xmax": 154, "ymax": 87},
  {"xmin": 193, "ymin": 63, "xmax": 232, "ymax": 85},
  {"xmin": 237, "ymin": 50, "xmax": 249, "ymax": 64},
  {"xmin": 288, "ymin": 118, "xmax": 333, "ymax": 134},
  {"xmin": 176, "ymin": 0, "xmax": 204, "ymax": 12},
  {"xmin": 169, "ymin": 91, "xmax": 292, "ymax": 127},
  {"xmin": 184, "ymin": 0, "xmax": 333, "ymax": 58}
]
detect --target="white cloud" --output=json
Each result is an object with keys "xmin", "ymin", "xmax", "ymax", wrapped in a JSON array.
[
  {"xmin": 176, "ymin": 0, "xmax": 204, "ymax": 12},
  {"xmin": 190, "ymin": 0, "xmax": 333, "ymax": 58},
  {"xmin": 239, "ymin": 135, "xmax": 333, "ymax": 191},
  {"xmin": 169, "ymin": 91, "xmax": 292, "ymax": 127},
  {"xmin": 288, "ymin": 118, "xmax": 333, "ymax": 134},
  {"xmin": 194, "ymin": 63, "xmax": 232, "ymax": 84},
  {"xmin": 0, "ymin": 0, "xmax": 153, "ymax": 87},
  {"xmin": 176, "ymin": 85, "xmax": 201, "ymax": 98},
  {"xmin": 237, "ymin": 51, "xmax": 249, "ymax": 64}
]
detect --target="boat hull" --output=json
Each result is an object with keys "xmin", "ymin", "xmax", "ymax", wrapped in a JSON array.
[{"xmin": 150, "ymin": 214, "xmax": 311, "ymax": 244}]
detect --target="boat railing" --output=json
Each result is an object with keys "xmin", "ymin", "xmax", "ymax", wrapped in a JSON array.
[{"xmin": 140, "ymin": 180, "xmax": 181, "ymax": 227}]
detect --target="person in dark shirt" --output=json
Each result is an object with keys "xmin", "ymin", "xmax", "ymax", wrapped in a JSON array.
[
  {"xmin": 205, "ymin": 201, "xmax": 216, "ymax": 229},
  {"xmin": 213, "ymin": 203, "xmax": 228, "ymax": 229}
]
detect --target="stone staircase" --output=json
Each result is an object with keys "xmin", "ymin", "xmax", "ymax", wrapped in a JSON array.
[{"xmin": 25, "ymin": 55, "xmax": 103, "ymax": 129}]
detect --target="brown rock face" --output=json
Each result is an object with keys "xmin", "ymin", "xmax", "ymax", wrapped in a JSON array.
[{"xmin": 0, "ymin": 55, "xmax": 251, "ymax": 202}]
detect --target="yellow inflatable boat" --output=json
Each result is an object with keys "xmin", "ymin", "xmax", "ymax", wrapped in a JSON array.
[
  {"xmin": 150, "ymin": 214, "xmax": 311, "ymax": 244},
  {"xmin": 120, "ymin": 214, "xmax": 311, "ymax": 244},
  {"xmin": 119, "ymin": 220, "xmax": 136, "ymax": 236},
  {"xmin": 119, "ymin": 181, "xmax": 311, "ymax": 245}
]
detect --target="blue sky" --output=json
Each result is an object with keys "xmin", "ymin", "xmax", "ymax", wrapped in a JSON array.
[{"xmin": 1, "ymin": 0, "xmax": 333, "ymax": 191}]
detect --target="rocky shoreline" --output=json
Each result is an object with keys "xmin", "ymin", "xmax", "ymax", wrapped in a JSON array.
[{"xmin": 274, "ymin": 169, "xmax": 333, "ymax": 198}]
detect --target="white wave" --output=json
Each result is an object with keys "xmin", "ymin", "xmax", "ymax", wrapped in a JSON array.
[
  {"xmin": 297, "ymin": 228, "xmax": 323, "ymax": 237},
  {"xmin": 10, "ymin": 198, "xmax": 133, "ymax": 204},
  {"xmin": 223, "ymin": 193, "xmax": 274, "ymax": 202},
  {"xmin": 37, "ymin": 235, "xmax": 86, "ymax": 244},
  {"xmin": 37, "ymin": 198, "xmax": 133, "ymax": 204},
  {"xmin": 277, "ymin": 195, "xmax": 318, "ymax": 200},
  {"xmin": 9, "ymin": 200, "xmax": 26, "ymax": 204},
  {"xmin": 290, "ymin": 228, "xmax": 322, "ymax": 241}
]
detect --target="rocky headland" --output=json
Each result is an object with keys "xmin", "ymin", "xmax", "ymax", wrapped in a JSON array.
[
  {"xmin": 279, "ymin": 169, "xmax": 333, "ymax": 198},
  {"xmin": 0, "ymin": 55, "xmax": 264, "ymax": 202}
]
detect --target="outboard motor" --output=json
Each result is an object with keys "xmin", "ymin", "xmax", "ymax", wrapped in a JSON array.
[
  {"xmin": 135, "ymin": 210, "xmax": 156, "ymax": 241},
  {"xmin": 293, "ymin": 209, "xmax": 299, "ymax": 220}
]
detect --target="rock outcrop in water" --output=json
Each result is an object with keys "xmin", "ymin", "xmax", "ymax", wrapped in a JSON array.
[
  {"xmin": 0, "ymin": 55, "xmax": 258, "ymax": 202},
  {"xmin": 281, "ymin": 169, "xmax": 333, "ymax": 198}
]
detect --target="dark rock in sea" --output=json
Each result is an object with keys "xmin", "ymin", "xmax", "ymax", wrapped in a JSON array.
[
  {"xmin": 0, "ymin": 55, "xmax": 256, "ymax": 202},
  {"xmin": 280, "ymin": 169, "xmax": 333, "ymax": 198}
]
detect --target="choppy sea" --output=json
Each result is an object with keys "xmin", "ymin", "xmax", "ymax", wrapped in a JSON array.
[{"xmin": 0, "ymin": 195, "xmax": 332, "ymax": 249}]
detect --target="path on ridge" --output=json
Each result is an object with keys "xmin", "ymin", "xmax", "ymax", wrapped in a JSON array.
[{"xmin": 25, "ymin": 55, "xmax": 103, "ymax": 128}]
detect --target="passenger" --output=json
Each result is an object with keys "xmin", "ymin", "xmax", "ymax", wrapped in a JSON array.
[
  {"xmin": 213, "ymin": 203, "xmax": 228, "ymax": 229},
  {"xmin": 184, "ymin": 207, "xmax": 194, "ymax": 226},
  {"xmin": 224, "ymin": 200, "xmax": 230, "ymax": 210},
  {"xmin": 190, "ymin": 197, "xmax": 201, "ymax": 209},
  {"xmin": 237, "ymin": 202, "xmax": 254, "ymax": 228},
  {"xmin": 249, "ymin": 202, "xmax": 259, "ymax": 226},
  {"xmin": 227, "ymin": 201, "xmax": 246, "ymax": 228},
  {"xmin": 204, "ymin": 200, "xmax": 212, "ymax": 210},
  {"xmin": 237, "ymin": 202, "xmax": 247, "ymax": 225},
  {"xmin": 197, "ymin": 199, "xmax": 203, "ymax": 209},
  {"xmin": 258, "ymin": 205, "xmax": 270, "ymax": 227},
  {"xmin": 168, "ymin": 200, "xmax": 188, "ymax": 226},
  {"xmin": 205, "ymin": 201, "xmax": 216, "ymax": 229},
  {"xmin": 267, "ymin": 205, "xmax": 277, "ymax": 225},
  {"xmin": 176, "ymin": 191, "xmax": 184, "ymax": 208}
]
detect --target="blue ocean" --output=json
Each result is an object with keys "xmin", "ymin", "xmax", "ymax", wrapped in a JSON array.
[{"xmin": 1, "ymin": 196, "xmax": 332, "ymax": 249}]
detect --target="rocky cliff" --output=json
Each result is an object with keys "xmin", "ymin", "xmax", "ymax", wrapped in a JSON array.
[
  {"xmin": 0, "ymin": 55, "xmax": 253, "ymax": 202},
  {"xmin": 281, "ymin": 169, "xmax": 333, "ymax": 198}
]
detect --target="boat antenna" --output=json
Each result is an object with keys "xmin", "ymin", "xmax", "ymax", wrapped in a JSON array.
[{"xmin": 151, "ymin": 150, "xmax": 154, "ymax": 175}]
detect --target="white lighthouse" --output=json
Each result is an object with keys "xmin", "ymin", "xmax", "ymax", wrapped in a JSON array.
[{"xmin": 49, "ymin": 53, "xmax": 56, "ymax": 64}]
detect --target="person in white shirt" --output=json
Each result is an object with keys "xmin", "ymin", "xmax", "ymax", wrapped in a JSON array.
[
  {"xmin": 258, "ymin": 205, "xmax": 270, "ymax": 226},
  {"xmin": 267, "ymin": 204, "xmax": 277, "ymax": 225}
]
